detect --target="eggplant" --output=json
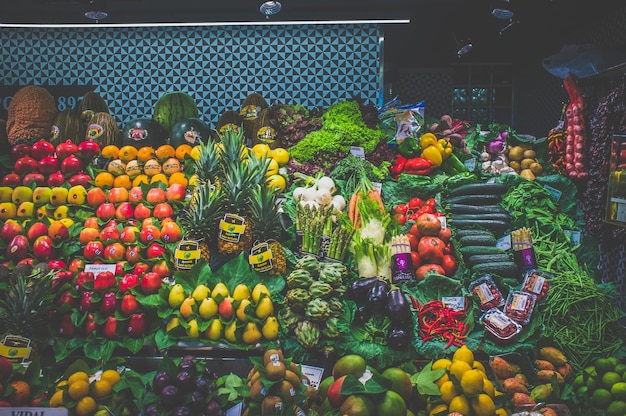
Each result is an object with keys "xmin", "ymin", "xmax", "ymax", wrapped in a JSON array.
[
  {"xmin": 346, "ymin": 277, "xmax": 380, "ymax": 302},
  {"xmin": 367, "ymin": 279, "xmax": 389, "ymax": 314},
  {"xmin": 385, "ymin": 287, "xmax": 412, "ymax": 328},
  {"xmin": 387, "ymin": 327, "xmax": 411, "ymax": 350},
  {"xmin": 353, "ymin": 303, "xmax": 373, "ymax": 325}
]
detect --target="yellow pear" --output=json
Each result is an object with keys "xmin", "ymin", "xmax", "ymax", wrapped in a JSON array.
[
  {"xmin": 0, "ymin": 202, "xmax": 17, "ymax": 220},
  {"xmin": 49, "ymin": 187, "xmax": 69, "ymax": 206},
  {"xmin": 192, "ymin": 284, "xmax": 211, "ymax": 302},
  {"xmin": 166, "ymin": 317, "xmax": 180, "ymax": 332},
  {"xmin": 236, "ymin": 299, "xmax": 252, "ymax": 322},
  {"xmin": 32, "ymin": 187, "xmax": 52, "ymax": 206},
  {"xmin": 0, "ymin": 186, "xmax": 13, "ymax": 202},
  {"xmin": 205, "ymin": 318, "xmax": 223, "ymax": 341},
  {"xmin": 255, "ymin": 296, "xmax": 274, "ymax": 320},
  {"xmin": 179, "ymin": 297, "xmax": 196, "ymax": 320},
  {"xmin": 186, "ymin": 319, "xmax": 200, "ymax": 338},
  {"xmin": 232, "ymin": 283, "xmax": 251, "ymax": 301},
  {"xmin": 252, "ymin": 283, "xmax": 270, "ymax": 303},
  {"xmin": 168, "ymin": 284, "xmax": 186, "ymax": 308},
  {"xmin": 242, "ymin": 322, "xmax": 262, "ymax": 345},
  {"xmin": 11, "ymin": 186, "xmax": 33, "ymax": 205},
  {"xmin": 262, "ymin": 316, "xmax": 279, "ymax": 340},
  {"xmin": 198, "ymin": 297, "xmax": 219, "ymax": 320},
  {"xmin": 211, "ymin": 282, "xmax": 230, "ymax": 300},
  {"xmin": 53, "ymin": 205, "xmax": 70, "ymax": 220},
  {"xmin": 68, "ymin": 185, "xmax": 87, "ymax": 205},
  {"xmin": 224, "ymin": 320, "xmax": 238, "ymax": 344},
  {"xmin": 17, "ymin": 201, "xmax": 35, "ymax": 218}
]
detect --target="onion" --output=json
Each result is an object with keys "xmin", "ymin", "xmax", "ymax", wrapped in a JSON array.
[
  {"xmin": 314, "ymin": 189, "xmax": 333, "ymax": 206},
  {"xmin": 487, "ymin": 140, "xmax": 506, "ymax": 154},
  {"xmin": 301, "ymin": 186, "xmax": 317, "ymax": 202},
  {"xmin": 330, "ymin": 194, "xmax": 346, "ymax": 212},
  {"xmin": 316, "ymin": 176, "xmax": 336, "ymax": 194}
]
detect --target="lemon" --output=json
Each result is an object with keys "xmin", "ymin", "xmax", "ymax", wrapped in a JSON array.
[
  {"xmin": 91, "ymin": 379, "xmax": 112, "ymax": 399},
  {"xmin": 49, "ymin": 389, "xmax": 64, "ymax": 407},
  {"xmin": 75, "ymin": 396, "xmax": 97, "ymax": 416},
  {"xmin": 611, "ymin": 382, "xmax": 626, "ymax": 400},
  {"xmin": 483, "ymin": 378, "xmax": 496, "ymax": 398},
  {"xmin": 100, "ymin": 369, "xmax": 121, "ymax": 386},
  {"xmin": 495, "ymin": 408, "xmax": 508, "ymax": 416},
  {"xmin": 68, "ymin": 379, "xmax": 90, "ymax": 400},
  {"xmin": 592, "ymin": 388, "xmax": 613, "ymax": 408},
  {"xmin": 472, "ymin": 360, "xmax": 487, "ymax": 374},
  {"xmin": 435, "ymin": 372, "xmax": 449, "ymax": 388},
  {"xmin": 266, "ymin": 174, "xmax": 286, "ymax": 192},
  {"xmin": 471, "ymin": 393, "xmax": 496, "ymax": 416},
  {"xmin": 460, "ymin": 369, "xmax": 485, "ymax": 396},
  {"xmin": 439, "ymin": 380, "xmax": 461, "ymax": 404},
  {"xmin": 251, "ymin": 143, "xmax": 271, "ymax": 159},
  {"xmin": 453, "ymin": 345, "xmax": 475, "ymax": 367},
  {"xmin": 68, "ymin": 371, "xmax": 90, "ymax": 385},
  {"xmin": 603, "ymin": 372, "xmax": 622, "ymax": 389},
  {"xmin": 432, "ymin": 358, "xmax": 452, "ymax": 371},
  {"xmin": 607, "ymin": 400, "xmax": 626, "ymax": 416},
  {"xmin": 449, "ymin": 394, "xmax": 470, "ymax": 414},
  {"xmin": 449, "ymin": 360, "xmax": 472, "ymax": 383}
]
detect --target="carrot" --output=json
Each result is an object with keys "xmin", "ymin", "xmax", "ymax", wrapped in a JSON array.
[
  {"xmin": 348, "ymin": 192, "xmax": 359, "ymax": 225},
  {"xmin": 368, "ymin": 189, "xmax": 385, "ymax": 213}
]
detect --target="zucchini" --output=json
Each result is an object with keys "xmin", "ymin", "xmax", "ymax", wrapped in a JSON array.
[
  {"xmin": 466, "ymin": 254, "xmax": 512, "ymax": 267},
  {"xmin": 446, "ymin": 194, "xmax": 502, "ymax": 206},
  {"xmin": 453, "ymin": 229, "xmax": 496, "ymax": 239},
  {"xmin": 450, "ymin": 219, "xmax": 510, "ymax": 233},
  {"xmin": 447, "ymin": 204, "xmax": 508, "ymax": 215},
  {"xmin": 459, "ymin": 235, "xmax": 497, "ymax": 246},
  {"xmin": 451, "ymin": 213, "xmax": 511, "ymax": 222},
  {"xmin": 471, "ymin": 261, "xmax": 520, "ymax": 279},
  {"xmin": 459, "ymin": 245, "xmax": 506, "ymax": 256},
  {"xmin": 448, "ymin": 182, "xmax": 508, "ymax": 197}
]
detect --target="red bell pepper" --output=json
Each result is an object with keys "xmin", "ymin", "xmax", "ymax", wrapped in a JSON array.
[
  {"xmin": 403, "ymin": 157, "xmax": 434, "ymax": 175},
  {"xmin": 390, "ymin": 154, "xmax": 408, "ymax": 178}
]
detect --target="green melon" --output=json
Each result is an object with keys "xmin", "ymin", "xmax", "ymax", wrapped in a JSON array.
[{"xmin": 153, "ymin": 91, "xmax": 199, "ymax": 133}]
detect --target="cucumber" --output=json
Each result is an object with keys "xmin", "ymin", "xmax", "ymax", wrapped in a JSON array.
[
  {"xmin": 446, "ymin": 194, "xmax": 502, "ymax": 205},
  {"xmin": 450, "ymin": 219, "xmax": 510, "ymax": 233},
  {"xmin": 459, "ymin": 235, "xmax": 497, "ymax": 246},
  {"xmin": 459, "ymin": 245, "xmax": 506, "ymax": 256},
  {"xmin": 454, "ymin": 229, "xmax": 496, "ymax": 239},
  {"xmin": 466, "ymin": 254, "xmax": 513, "ymax": 267},
  {"xmin": 447, "ymin": 204, "xmax": 508, "ymax": 215},
  {"xmin": 471, "ymin": 261, "xmax": 520, "ymax": 279},
  {"xmin": 448, "ymin": 182, "xmax": 508, "ymax": 197},
  {"xmin": 451, "ymin": 213, "xmax": 511, "ymax": 222}
]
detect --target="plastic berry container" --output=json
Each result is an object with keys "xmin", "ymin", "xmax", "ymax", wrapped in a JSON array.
[
  {"xmin": 521, "ymin": 269, "xmax": 552, "ymax": 303},
  {"xmin": 480, "ymin": 307, "xmax": 523, "ymax": 344},
  {"xmin": 468, "ymin": 274, "xmax": 505, "ymax": 311},
  {"xmin": 504, "ymin": 290, "xmax": 537, "ymax": 325}
]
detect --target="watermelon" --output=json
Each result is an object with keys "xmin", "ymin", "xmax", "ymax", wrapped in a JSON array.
[
  {"xmin": 121, "ymin": 118, "xmax": 167, "ymax": 149},
  {"xmin": 169, "ymin": 117, "xmax": 212, "ymax": 147},
  {"xmin": 153, "ymin": 91, "xmax": 199, "ymax": 133}
]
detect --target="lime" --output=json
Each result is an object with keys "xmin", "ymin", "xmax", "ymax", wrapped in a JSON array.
[
  {"xmin": 592, "ymin": 388, "xmax": 613, "ymax": 408},
  {"xmin": 596, "ymin": 358, "xmax": 614, "ymax": 375},
  {"xmin": 607, "ymin": 400, "xmax": 626, "ymax": 416},
  {"xmin": 611, "ymin": 382, "xmax": 626, "ymax": 400},
  {"xmin": 587, "ymin": 376, "xmax": 599, "ymax": 390},
  {"xmin": 585, "ymin": 365, "xmax": 598, "ymax": 378},
  {"xmin": 608, "ymin": 357, "xmax": 620, "ymax": 367},
  {"xmin": 576, "ymin": 386, "xmax": 589, "ymax": 397},
  {"xmin": 614, "ymin": 363, "xmax": 626, "ymax": 376},
  {"xmin": 573, "ymin": 374, "xmax": 585, "ymax": 390},
  {"xmin": 603, "ymin": 372, "xmax": 623, "ymax": 390}
]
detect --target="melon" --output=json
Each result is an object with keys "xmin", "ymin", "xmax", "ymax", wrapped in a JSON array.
[
  {"xmin": 6, "ymin": 85, "xmax": 58, "ymax": 145},
  {"xmin": 51, "ymin": 108, "xmax": 83, "ymax": 145},
  {"xmin": 121, "ymin": 118, "xmax": 167, "ymax": 149},
  {"xmin": 153, "ymin": 92, "xmax": 199, "ymax": 133},
  {"xmin": 169, "ymin": 117, "xmax": 212, "ymax": 148},
  {"xmin": 78, "ymin": 91, "xmax": 110, "ymax": 128}
]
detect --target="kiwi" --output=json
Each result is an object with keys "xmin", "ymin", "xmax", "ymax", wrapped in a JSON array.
[
  {"xmin": 265, "ymin": 360, "xmax": 286, "ymax": 381},
  {"xmin": 261, "ymin": 396, "xmax": 284, "ymax": 416},
  {"xmin": 247, "ymin": 366, "xmax": 258, "ymax": 382},
  {"xmin": 263, "ymin": 349, "xmax": 284, "ymax": 366},
  {"xmin": 249, "ymin": 378, "xmax": 267, "ymax": 401},
  {"xmin": 284, "ymin": 370, "xmax": 301, "ymax": 388},
  {"xmin": 270, "ymin": 380, "xmax": 296, "ymax": 404},
  {"xmin": 289, "ymin": 361, "xmax": 301, "ymax": 377}
]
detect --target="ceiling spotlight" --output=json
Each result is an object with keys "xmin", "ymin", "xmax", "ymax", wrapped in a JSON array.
[
  {"xmin": 455, "ymin": 38, "xmax": 473, "ymax": 58},
  {"xmin": 260, "ymin": 1, "xmax": 282, "ymax": 19},
  {"xmin": 490, "ymin": 0, "xmax": 514, "ymax": 20},
  {"xmin": 84, "ymin": 0, "xmax": 109, "ymax": 21}
]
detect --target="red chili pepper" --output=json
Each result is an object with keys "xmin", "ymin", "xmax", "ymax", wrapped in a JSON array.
[{"xmin": 390, "ymin": 154, "xmax": 408, "ymax": 178}]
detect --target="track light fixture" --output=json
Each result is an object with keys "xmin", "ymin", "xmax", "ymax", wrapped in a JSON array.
[
  {"xmin": 84, "ymin": 0, "xmax": 109, "ymax": 21},
  {"xmin": 260, "ymin": 1, "xmax": 282, "ymax": 19}
]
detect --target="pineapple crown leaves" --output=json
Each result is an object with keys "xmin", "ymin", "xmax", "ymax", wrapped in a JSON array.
[
  {"xmin": 221, "ymin": 154, "xmax": 270, "ymax": 212},
  {"xmin": 249, "ymin": 183, "xmax": 282, "ymax": 240},
  {"xmin": 217, "ymin": 126, "xmax": 247, "ymax": 165},
  {"xmin": 193, "ymin": 136, "xmax": 221, "ymax": 182},
  {"xmin": 180, "ymin": 180, "xmax": 225, "ymax": 238}
]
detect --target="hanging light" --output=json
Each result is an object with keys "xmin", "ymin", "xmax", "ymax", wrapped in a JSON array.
[
  {"xmin": 453, "ymin": 35, "xmax": 473, "ymax": 59},
  {"xmin": 84, "ymin": 0, "xmax": 109, "ymax": 21},
  {"xmin": 260, "ymin": 1, "xmax": 282, "ymax": 19},
  {"xmin": 490, "ymin": 0, "xmax": 514, "ymax": 20}
]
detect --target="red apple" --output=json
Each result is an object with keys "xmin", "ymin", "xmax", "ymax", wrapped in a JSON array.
[
  {"xmin": 125, "ymin": 245, "xmax": 141, "ymax": 264},
  {"xmin": 37, "ymin": 155, "xmax": 59, "ymax": 174},
  {"xmin": 160, "ymin": 221, "xmax": 182, "ymax": 243},
  {"xmin": 151, "ymin": 259, "xmax": 171, "ymax": 279},
  {"xmin": 30, "ymin": 139, "xmax": 55, "ymax": 160},
  {"xmin": 96, "ymin": 203, "xmax": 116, "ymax": 221},
  {"xmin": 140, "ymin": 271, "xmax": 162, "ymax": 295},
  {"xmin": 115, "ymin": 261, "xmax": 128, "ymax": 276},
  {"xmin": 83, "ymin": 313, "xmax": 98, "ymax": 336},
  {"xmin": 146, "ymin": 187, "xmax": 167, "ymax": 204},
  {"xmin": 166, "ymin": 183, "xmax": 187, "ymax": 202},
  {"xmin": 327, "ymin": 376, "xmax": 348, "ymax": 407},
  {"xmin": 60, "ymin": 154, "xmax": 84, "ymax": 174},
  {"xmin": 119, "ymin": 226, "xmax": 139, "ymax": 244},
  {"xmin": 145, "ymin": 242, "xmax": 166, "ymax": 259},
  {"xmin": 32, "ymin": 235, "xmax": 55, "ymax": 261},
  {"xmin": 104, "ymin": 242, "xmax": 125, "ymax": 262},
  {"xmin": 107, "ymin": 187, "xmax": 129, "ymax": 204},
  {"xmin": 48, "ymin": 221, "xmax": 70, "ymax": 242},
  {"xmin": 139, "ymin": 225, "xmax": 161, "ymax": 245},
  {"xmin": 87, "ymin": 188, "xmax": 107, "ymax": 208},
  {"xmin": 48, "ymin": 259, "xmax": 67, "ymax": 270},
  {"xmin": 127, "ymin": 312, "xmax": 146, "ymax": 338},
  {"xmin": 0, "ymin": 221, "xmax": 23, "ymax": 243},
  {"xmin": 68, "ymin": 258, "xmax": 86, "ymax": 273},
  {"xmin": 55, "ymin": 140, "xmax": 79, "ymax": 160},
  {"xmin": 6, "ymin": 235, "xmax": 29, "ymax": 262},
  {"xmin": 27, "ymin": 222, "xmax": 48, "ymax": 242},
  {"xmin": 102, "ymin": 316, "xmax": 118, "ymax": 340},
  {"xmin": 133, "ymin": 262, "xmax": 150, "ymax": 276},
  {"xmin": 2, "ymin": 172, "xmax": 22, "ymax": 186},
  {"xmin": 68, "ymin": 172, "xmax": 92, "ymax": 188},
  {"xmin": 120, "ymin": 293, "xmax": 140, "ymax": 316},
  {"xmin": 128, "ymin": 186, "xmax": 143, "ymax": 202},
  {"xmin": 84, "ymin": 240, "xmax": 104, "ymax": 261},
  {"xmin": 47, "ymin": 171, "xmax": 66, "ymax": 187},
  {"xmin": 84, "ymin": 217, "xmax": 99, "ymax": 229},
  {"xmin": 115, "ymin": 202, "xmax": 134, "ymax": 221},
  {"xmin": 153, "ymin": 203, "xmax": 174, "ymax": 220},
  {"xmin": 58, "ymin": 313, "xmax": 77, "ymax": 338},
  {"xmin": 22, "ymin": 172, "xmax": 46, "ymax": 187},
  {"xmin": 133, "ymin": 203, "xmax": 152, "ymax": 220},
  {"xmin": 100, "ymin": 226, "xmax": 120, "ymax": 243}
]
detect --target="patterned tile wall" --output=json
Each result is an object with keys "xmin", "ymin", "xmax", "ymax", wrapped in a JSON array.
[{"xmin": 0, "ymin": 24, "xmax": 381, "ymax": 126}]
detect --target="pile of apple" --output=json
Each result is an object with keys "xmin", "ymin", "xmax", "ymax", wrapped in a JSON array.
[
  {"xmin": 52, "ymin": 266, "xmax": 163, "ymax": 340},
  {"xmin": 0, "ymin": 183, "xmax": 90, "ymax": 223},
  {"xmin": 165, "ymin": 281, "xmax": 279, "ymax": 346},
  {"xmin": 2, "ymin": 139, "xmax": 100, "ymax": 188},
  {"xmin": 0, "ymin": 217, "xmax": 73, "ymax": 264}
]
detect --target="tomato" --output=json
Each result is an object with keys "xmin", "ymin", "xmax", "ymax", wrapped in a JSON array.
[
  {"xmin": 417, "ymin": 236, "xmax": 445, "ymax": 264},
  {"xmin": 409, "ymin": 223, "xmax": 422, "ymax": 239},
  {"xmin": 415, "ymin": 263, "xmax": 445, "ymax": 282},
  {"xmin": 394, "ymin": 204, "xmax": 408, "ymax": 215},
  {"xmin": 410, "ymin": 251, "xmax": 421, "ymax": 269},
  {"xmin": 415, "ymin": 205, "xmax": 434, "ymax": 216},
  {"xmin": 408, "ymin": 197, "xmax": 422, "ymax": 209},
  {"xmin": 443, "ymin": 242, "xmax": 454, "ymax": 255},
  {"xmin": 441, "ymin": 254, "xmax": 458, "ymax": 276},
  {"xmin": 438, "ymin": 227, "xmax": 452, "ymax": 244},
  {"xmin": 424, "ymin": 198, "xmax": 437, "ymax": 210},
  {"xmin": 416, "ymin": 213, "xmax": 442, "ymax": 236},
  {"xmin": 394, "ymin": 213, "xmax": 407, "ymax": 226},
  {"xmin": 408, "ymin": 212, "xmax": 420, "ymax": 222},
  {"xmin": 406, "ymin": 233, "xmax": 419, "ymax": 252}
]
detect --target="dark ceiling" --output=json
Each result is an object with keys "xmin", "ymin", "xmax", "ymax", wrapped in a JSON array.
[{"xmin": 0, "ymin": 0, "xmax": 624, "ymax": 67}]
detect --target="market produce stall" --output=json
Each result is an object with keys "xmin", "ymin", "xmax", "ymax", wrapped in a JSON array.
[{"xmin": 0, "ymin": 84, "xmax": 624, "ymax": 416}]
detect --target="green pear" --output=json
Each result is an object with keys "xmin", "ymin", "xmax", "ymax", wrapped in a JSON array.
[
  {"xmin": 191, "ymin": 284, "xmax": 211, "ymax": 302},
  {"xmin": 167, "ymin": 283, "xmax": 186, "ymax": 308},
  {"xmin": 198, "ymin": 297, "xmax": 219, "ymax": 320}
]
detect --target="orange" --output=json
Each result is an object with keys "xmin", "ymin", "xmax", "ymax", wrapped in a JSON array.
[
  {"xmin": 118, "ymin": 145, "xmax": 138, "ymax": 163},
  {"xmin": 101, "ymin": 145, "xmax": 120, "ymax": 159},
  {"xmin": 155, "ymin": 144, "xmax": 176, "ymax": 161},
  {"xmin": 168, "ymin": 172, "xmax": 189, "ymax": 187},
  {"xmin": 137, "ymin": 146, "xmax": 156, "ymax": 162},
  {"xmin": 100, "ymin": 369, "xmax": 121, "ymax": 386},
  {"xmin": 132, "ymin": 174, "xmax": 150, "ymax": 187},
  {"xmin": 68, "ymin": 379, "xmax": 90, "ymax": 401},
  {"xmin": 75, "ymin": 396, "xmax": 97, "ymax": 416},
  {"xmin": 150, "ymin": 173, "xmax": 169, "ymax": 186},
  {"xmin": 113, "ymin": 174, "xmax": 132, "ymax": 190},
  {"xmin": 94, "ymin": 171, "xmax": 115, "ymax": 188},
  {"xmin": 175, "ymin": 144, "xmax": 193, "ymax": 161},
  {"xmin": 90, "ymin": 379, "xmax": 112, "ymax": 399}
]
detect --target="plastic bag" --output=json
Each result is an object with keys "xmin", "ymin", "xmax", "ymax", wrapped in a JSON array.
[{"xmin": 542, "ymin": 43, "xmax": 625, "ymax": 79}]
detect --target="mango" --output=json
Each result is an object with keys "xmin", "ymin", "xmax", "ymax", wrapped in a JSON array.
[
  {"xmin": 557, "ymin": 363, "xmax": 573, "ymax": 379},
  {"xmin": 490, "ymin": 356, "xmax": 520, "ymax": 379},
  {"xmin": 539, "ymin": 347, "xmax": 568, "ymax": 367}
]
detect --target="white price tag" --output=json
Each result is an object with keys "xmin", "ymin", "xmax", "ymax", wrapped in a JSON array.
[
  {"xmin": 543, "ymin": 185, "xmax": 562, "ymax": 202},
  {"xmin": 617, "ymin": 203, "xmax": 626, "ymax": 223},
  {"xmin": 442, "ymin": 296, "xmax": 466, "ymax": 311},
  {"xmin": 350, "ymin": 146, "xmax": 366, "ymax": 159},
  {"xmin": 84, "ymin": 264, "xmax": 117, "ymax": 275},
  {"xmin": 300, "ymin": 364, "xmax": 325, "ymax": 389},
  {"xmin": 464, "ymin": 158, "xmax": 477, "ymax": 171},
  {"xmin": 226, "ymin": 402, "xmax": 244, "ymax": 416},
  {"xmin": 563, "ymin": 230, "xmax": 582, "ymax": 245},
  {"xmin": 0, "ymin": 409, "xmax": 68, "ymax": 416},
  {"xmin": 496, "ymin": 234, "xmax": 512, "ymax": 251},
  {"xmin": 372, "ymin": 182, "xmax": 382, "ymax": 194},
  {"xmin": 439, "ymin": 216, "xmax": 447, "ymax": 229}
]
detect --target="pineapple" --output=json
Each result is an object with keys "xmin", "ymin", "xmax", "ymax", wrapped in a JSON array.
[
  {"xmin": 179, "ymin": 181, "xmax": 225, "ymax": 264},
  {"xmin": 192, "ymin": 136, "xmax": 222, "ymax": 184},
  {"xmin": 249, "ymin": 184, "xmax": 287, "ymax": 276},
  {"xmin": 217, "ymin": 128, "xmax": 270, "ymax": 255}
]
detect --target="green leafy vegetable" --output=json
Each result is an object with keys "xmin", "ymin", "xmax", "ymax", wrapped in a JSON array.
[{"xmin": 410, "ymin": 362, "xmax": 446, "ymax": 396}]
